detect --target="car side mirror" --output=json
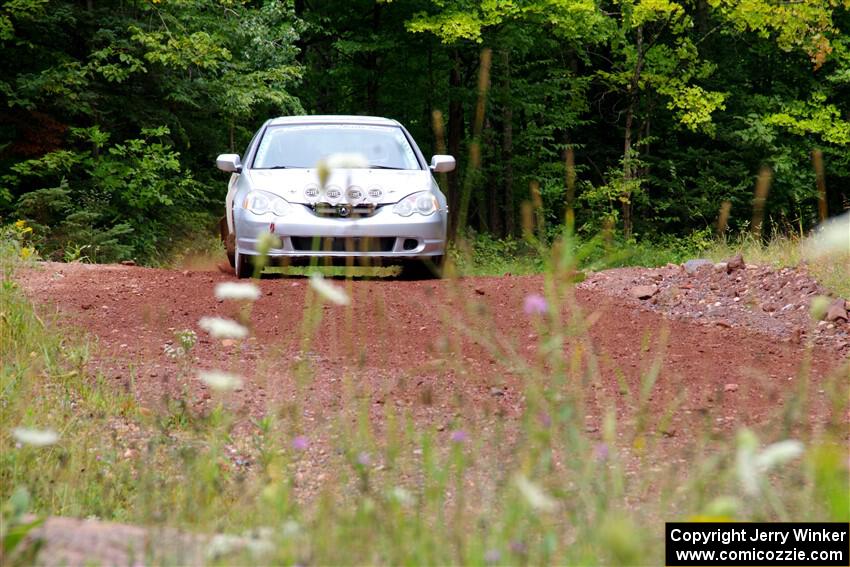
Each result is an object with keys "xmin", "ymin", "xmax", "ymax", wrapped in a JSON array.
[
  {"xmin": 216, "ymin": 153, "xmax": 242, "ymax": 173},
  {"xmin": 430, "ymin": 155, "xmax": 456, "ymax": 173}
]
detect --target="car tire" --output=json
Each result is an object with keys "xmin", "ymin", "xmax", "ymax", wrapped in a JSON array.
[
  {"xmin": 235, "ymin": 252, "xmax": 254, "ymax": 279},
  {"xmin": 219, "ymin": 216, "xmax": 236, "ymax": 268},
  {"xmin": 225, "ymin": 234, "xmax": 236, "ymax": 268},
  {"xmin": 402, "ymin": 256, "xmax": 444, "ymax": 280}
]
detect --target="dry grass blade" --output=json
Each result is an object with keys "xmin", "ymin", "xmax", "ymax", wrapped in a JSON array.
[{"xmin": 751, "ymin": 166, "xmax": 773, "ymax": 239}]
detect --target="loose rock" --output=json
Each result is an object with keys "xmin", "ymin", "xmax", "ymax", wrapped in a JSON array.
[
  {"xmin": 683, "ymin": 259, "xmax": 714, "ymax": 275},
  {"xmin": 826, "ymin": 298, "xmax": 848, "ymax": 322},
  {"xmin": 630, "ymin": 285, "xmax": 658, "ymax": 300},
  {"xmin": 724, "ymin": 254, "xmax": 745, "ymax": 273}
]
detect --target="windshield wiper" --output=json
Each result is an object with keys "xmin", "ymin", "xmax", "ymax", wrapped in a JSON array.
[
  {"xmin": 264, "ymin": 165, "xmax": 291, "ymax": 169},
  {"xmin": 368, "ymin": 165, "xmax": 403, "ymax": 170}
]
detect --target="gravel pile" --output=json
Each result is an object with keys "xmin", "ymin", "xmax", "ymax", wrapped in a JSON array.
[{"xmin": 579, "ymin": 256, "xmax": 850, "ymax": 354}]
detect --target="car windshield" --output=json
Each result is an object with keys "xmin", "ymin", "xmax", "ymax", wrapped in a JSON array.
[{"xmin": 253, "ymin": 124, "xmax": 421, "ymax": 170}]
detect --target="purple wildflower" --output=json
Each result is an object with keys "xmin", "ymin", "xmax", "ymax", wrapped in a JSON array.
[
  {"xmin": 509, "ymin": 540, "xmax": 527, "ymax": 555},
  {"xmin": 357, "ymin": 451, "xmax": 371, "ymax": 466},
  {"xmin": 594, "ymin": 442, "xmax": 609, "ymax": 462},
  {"xmin": 537, "ymin": 411, "xmax": 552, "ymax": 429},
  {"xmin": 484, "ymin": 549, "xmax": 502, "ymax": 564},
  {"xmin": 523, "ymin": 294, "xmax": 548, "ymax": 315},
  {"xmin": 450, "ymin": 429, "xmax": 468, "ymax": 443},
  {"xmin": 292, "ymin": 436, "xmax": 309, "ymax": 451}
]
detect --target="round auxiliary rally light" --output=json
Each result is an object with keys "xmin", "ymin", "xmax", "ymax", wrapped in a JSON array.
[
  {"xmin": 347, "ymin": 187, "xmax": 363, "ymax": 203},
  {"xmin": 368, "ymin": 187, "xmax": 383, "ymax": 200},
  {"xmin": 338, "ymin": 204, "xmax": 352, "ymax": 217},
  {"xmin": 325, "ymin": 186, "xmax": 342, "ymax": 202},
  {"xmin": 304, "ymin": 185, "xmax": 320, "ymax": 200}
]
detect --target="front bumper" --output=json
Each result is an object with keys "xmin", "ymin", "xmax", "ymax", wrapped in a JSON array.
[{"xmin": 234, "ymin": 204, "xmax": 447, "ymax": 258}]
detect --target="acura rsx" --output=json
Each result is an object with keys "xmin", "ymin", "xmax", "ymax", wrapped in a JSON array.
[{"xmin": 216, "ymin": 115, "xmax": 455, "ymax": 278}]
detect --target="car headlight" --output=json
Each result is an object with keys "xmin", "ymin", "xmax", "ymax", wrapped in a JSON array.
[
  {"xmin": 392, "ymin": 191, "xmax": 439, "ymax": 217},
  {"xmin": 242, "ymin": 191, "xmax": 292, "ymax": 216}
]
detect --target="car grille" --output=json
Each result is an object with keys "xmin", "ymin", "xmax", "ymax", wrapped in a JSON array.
[
  {"xmin": 311, "ymin": 203, "xmax": 379, "ymax": 218},
  {"xmin": 290, "ymin": 236, "xmax": 396, "ymax": 253}
]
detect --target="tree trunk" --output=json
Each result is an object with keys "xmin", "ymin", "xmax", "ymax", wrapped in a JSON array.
[
  {"xmin": 622, "ymin": 25, "xmax": 644, "ymax": 239},
  {"xmin": 426, "ymin": 42, "xmax": 435, "ymax": 148},
  {"xmin": 365, "ymin": 3, "xmax": 382, "ymax": 115},
  {"xmin": 482, "ymin": 115, "xmax": 499, "ymax": 235},
  {"xmin": 564, "ymin": 51, "xmax": 578, "ymax": 231},
  {"xmin": 447, "ymin": 49, "xmax": 464, "ymax": 240},
  {"xmin": 501, "ymin": 49, "xmax": 514, "ymax": 237},
  {"xmin": 696, "ymin": 0, "xmax": 709, "ymax": 36},
  {"xmin": 622, "ymin": 106, "xmax": 634, "ymax": 238}
]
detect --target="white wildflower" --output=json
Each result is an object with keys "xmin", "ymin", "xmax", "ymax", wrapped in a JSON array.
[
  {"xmin": 316, "ymin": 153, "xmax": 369, "ymax": 187},
  {"xmin": 803, "ymin": 212, "xmax": 850, "ymax": 259},
  {"xmin": 207, "ymin": 528, "xmax": 274, "ymax": 560},
  {"xmin": 281, "ymin": 520, "xmax": 300, "ymax": 538},
  {"xmin": 388, "ymin": 486, "xmax": 414, "ymax": 507},
  {"xmin": 198, "ymin": 316, "xmax": 249, "ymax": 339},
  {"xmin": 755, "ymin": 439, "xmax": 804, "ymax": 470},
  {"xmin": 736, "ymin": 429, "xmax": 760, "ymax": 495},
  {"xmin": 325, "ymin": 153, "xmax": 369, "ymax": 170},
  {"xmin": 215, "ymin": 282, "xmax": 261, "ymax": 302},
  {"xmin": 736, "ymin": 429, "xmax": 804, "ymax": 496},
  {"xmin": 163, "ymin": 343, "xmax": 185, "ymax": 359},
  {"xmin": 197, "ymin": 370, "xmax": 244, "ymax": 391},
  {"xmin": 309, "ymin": 273, "xmax": 350, "ymax": 306},
  {"xmin": 515, "ymin": 474, "xmax": 557, "ymax": 512},
  {"xmin": 175, "ymin": 329, "xmax": 197, "ymax": 351},
  {"xmin": 207, "ymin": 534, "xmax": 241, "ymax": 560},
  {"xmin": 13, "ymin": 427, "xmax": 59, "ymax": 447}
]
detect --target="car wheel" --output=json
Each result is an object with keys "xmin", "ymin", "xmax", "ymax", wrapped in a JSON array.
[
  {"xmin": 402, "ymin": 256, "xmax": 444, "ymax": 280},
  {"xmin": 225, "ymin": 234, "xmax": 236, "ymax": 268},
  {"xmin": 219, "ymin": 216, "xmax": 236, "ymax": 268},
  {"xmin": 235, "ymin": 252, "xmax": 254, "ymax": 279}
]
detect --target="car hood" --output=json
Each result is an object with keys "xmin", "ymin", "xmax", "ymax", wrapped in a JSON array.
[{"xmin": 246, "ymin": 168, "xmax": 434, "ymax": 205}]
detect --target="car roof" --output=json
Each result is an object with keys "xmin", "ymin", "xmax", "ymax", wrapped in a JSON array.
[{"xmin": 267, "ymin": 115, "xmax": 401, "ymax": 127}]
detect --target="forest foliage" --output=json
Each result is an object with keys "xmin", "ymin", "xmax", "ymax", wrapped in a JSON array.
[{"xmin": 1, "ymin": 0, "xmax": 848, "ymax": 263}]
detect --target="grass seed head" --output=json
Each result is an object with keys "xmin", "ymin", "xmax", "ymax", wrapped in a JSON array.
[
  {"xmin": 215, "ymin": 282, "xmax": 261, "ymax": 301},
  {"xmin": 13, "ymin": 427, "xmax": 59, "ymax": 447},
  {"xmin": 197, "ymin": 370, "xmax": 244, "ymax": 391},
  {"xmin": 198, "ymin": 316, "xmax": 249, "ymax": 339},
  {"xmin": 309, "ymin": 273, "xmax": 351, "ymax": 306}
]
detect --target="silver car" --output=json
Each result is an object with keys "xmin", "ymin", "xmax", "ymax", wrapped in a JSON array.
[{"xmin": 217, "ymin": 115, "xmax": 455, "ymax": 278}]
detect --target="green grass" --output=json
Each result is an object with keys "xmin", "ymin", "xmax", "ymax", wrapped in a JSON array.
[{"xmin": 2, "ymin": 232, "xmax": 848, "ymax": 565}]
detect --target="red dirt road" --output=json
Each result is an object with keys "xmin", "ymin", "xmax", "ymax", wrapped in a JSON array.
[
  {"xmin": 17, "ymin": 262, "xmax": 847, "ymax": 453},
  {"xmin": 11, "ymin": 261, "xmax": 849, "ymax": 565}
]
